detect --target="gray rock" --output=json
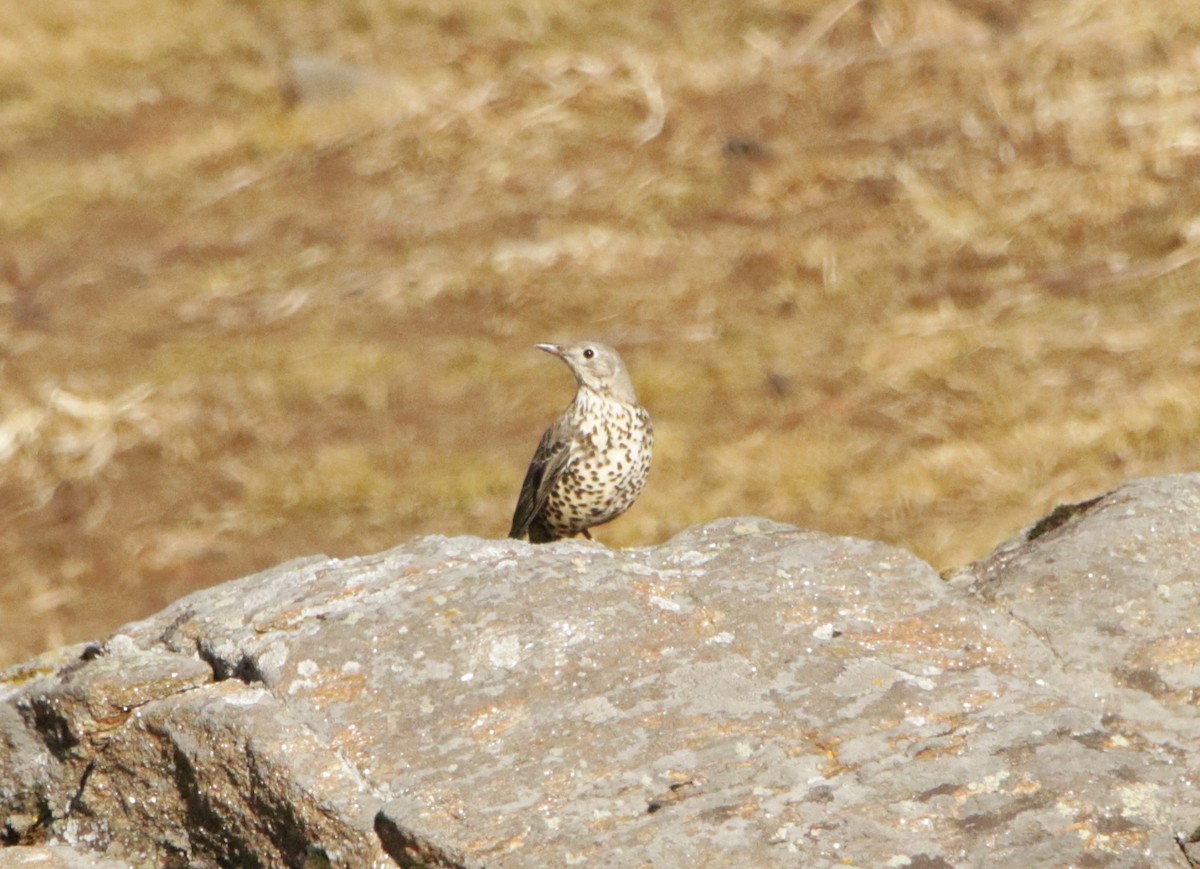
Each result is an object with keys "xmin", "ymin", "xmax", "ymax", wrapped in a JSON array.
[
  {"xmin": 0, "ymin": 845, "xmax": 134, "ymax": 868},
  {"xmin": 3, "ymin": 477, "xmax": 1200, "ymax": 867}
]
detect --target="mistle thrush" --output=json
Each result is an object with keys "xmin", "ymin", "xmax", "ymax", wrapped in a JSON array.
[{"xmin": 509, "ymin": 342, "xmax": 653, "ymax": 543}]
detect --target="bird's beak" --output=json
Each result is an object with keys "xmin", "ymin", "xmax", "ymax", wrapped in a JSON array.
[{"xmin": 536, "ymin": 343, "xmax": 563, "ymax": 357}]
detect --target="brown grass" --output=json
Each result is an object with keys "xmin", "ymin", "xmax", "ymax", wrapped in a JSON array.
[{"xmin": 4, "ymin": 0, "xmax": 1200, "ymax": 665}]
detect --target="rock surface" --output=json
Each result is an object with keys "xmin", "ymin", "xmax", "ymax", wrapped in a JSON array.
[
  {"xmin": 3, "ymin": 475, "xmax": 1200, "ymax": 868},
  {"xmin": 0, "ymin": 845, "xmax": 134, "ymax": 869}
]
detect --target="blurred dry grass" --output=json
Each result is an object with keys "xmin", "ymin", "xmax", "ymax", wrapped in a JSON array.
[{"xmin": 4, "ymin": 0, "xmax": 1200, "ymax": 666}]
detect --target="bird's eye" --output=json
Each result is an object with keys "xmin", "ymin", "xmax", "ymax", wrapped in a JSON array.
[{"xmin": 583, "ymin": 348, "xmax": 595, "ymax": 359}]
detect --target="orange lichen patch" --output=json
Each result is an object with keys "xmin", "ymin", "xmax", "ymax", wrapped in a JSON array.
[
  {"xmin": 912, "ymin": 736, "xmax": 968, "ymax": 763},
  {"xmin": 329, "ymin": 725, "xmax": 376, "ymax": 764},
  {"xmin": 716, "ymin": 796, "xmax": 766, "ymax": 822},
  {"xmin": 588, "ymin": 813, "xmax": 621, "ymax": 835},
  {"xmin": 776, "ymin": 604, "xmax": 825, "ymax": 624},
  {"xmin": 416, "ymin": 788, "xmax": 468, "ymax": 825},
  {"xmin": 906, "ymin": 711, "xmax": 973, "ymax": 761},
  {"xmin": 469, "ymin": 832, "xmax": 529, "ymax": 863},
  {"xmin": 817, "ymin": 756, "xmax": 857, "ymax": 779},
  {"xmin": 0, "ymin": 664, "xmax": 58, "ymax": 688},
  {"xmin": 645, "ymin": 777, "xmax": 702, "ymax": 814},
  {"xmin": 250, "ymin": 609, "xmax": 308, "ymax": 632},
  {"xmin": 251, "ymin": 585, "xmax": 363, "ymax": 631},
  {"xmin": 466, "ymin": 700, "xmax": 530, "ymax": 742},
  {"xmin": 1025, "ymin": 699, "xmax": 1067, "ymax": 716},
  {"xmin": 304, "ymin": 672, "xmax": 367, "ymax": 709},
  {"xmin": 692, "ymin": 605, "xmax": 730, "ymax": 631},
  {"xmin": 955, "ymin": 690, "xmax": 1008, "ymax": 713},
  {"xmin": 629, "ymin": 577, "xmax": 683, "ymax": 599},
  {"xmin": 535, "ymin": 767, "xmax": 587, "ymax": 803},
  {"xmin": 795, "ymin": 730, "xmax": 856, "ymax": 778},
  {"xmin": 1064, "ymin": 820, "xmax": 1151, "ymax": 855},
  {"xmin": 856, "ymin": 615, "xmax": 1004, "ymax": 668},
  {"xmin": 88, "ymin": 710, "xmax": 134, "ymax": 736},
  {"xmin": 431, "ymin": 609, "xmax": 464, "ymax": 630},
  {"xmin": 785, "ymin": 736, "xmax": 826, "ymax": 761},
  {"xmin": 1132, "ymin": 634, "xmax": 1200, "ymax": 668},
  {"xmin": 807, "ymin": 733, "xmax": 842, "ymax": 762},
  {"xmin": 1011, "ymin": 773, "xmax": 1043, "ymax": 796}
]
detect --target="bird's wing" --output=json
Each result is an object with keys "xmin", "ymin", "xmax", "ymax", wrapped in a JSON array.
[{"xmin": 508, "ymin": 419, "xmax": 578, "ymax": 539}]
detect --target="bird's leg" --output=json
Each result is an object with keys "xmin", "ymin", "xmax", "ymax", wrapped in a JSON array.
[{"xmin": 581, "ymin": 529, "xmax": 594, "ymax": 540}]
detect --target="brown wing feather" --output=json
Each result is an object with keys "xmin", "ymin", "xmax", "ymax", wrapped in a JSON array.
[{"xmin": 508, "ymin": 419, "xmax": 577, "ymax": 539}]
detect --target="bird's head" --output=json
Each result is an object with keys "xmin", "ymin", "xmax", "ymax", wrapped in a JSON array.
[{"xmin": 537, "ymin": 341, "xmax": 639, "ymax": 404}]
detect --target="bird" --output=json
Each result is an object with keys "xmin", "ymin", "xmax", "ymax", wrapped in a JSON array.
[{"xmin": 509, "ymin": 341, "xmax": 654, "ymax": 544}]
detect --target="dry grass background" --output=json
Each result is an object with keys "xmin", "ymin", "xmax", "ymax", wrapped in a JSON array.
[{"xmin": 3, "ymin": 0, "xmax": 1200, "ymax": 666}]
